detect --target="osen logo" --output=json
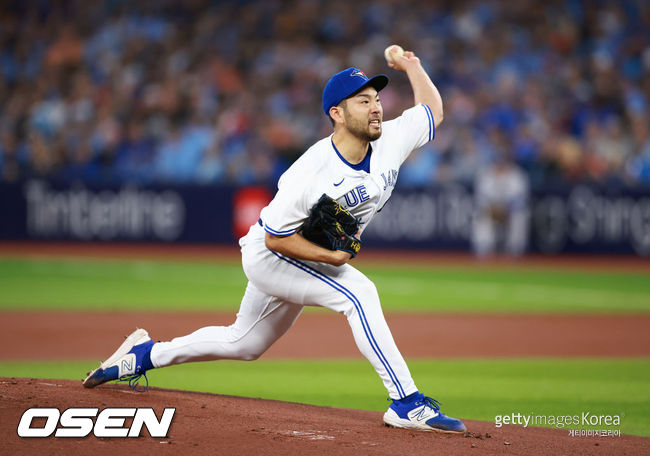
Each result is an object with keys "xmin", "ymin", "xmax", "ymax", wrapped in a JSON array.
[{"xmin": 17, "ymin": 407, "xmax": 175, "ymax": 438}]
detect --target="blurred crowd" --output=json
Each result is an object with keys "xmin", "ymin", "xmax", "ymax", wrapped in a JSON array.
[{"xmin": 1, "ymin": 0, "xmax": 649, "ymax": 188}]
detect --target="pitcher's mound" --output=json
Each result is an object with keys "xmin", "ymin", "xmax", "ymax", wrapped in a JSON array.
[{"xmin": 2, "ymin": 378, "xmax": 647, "ymax": 455}]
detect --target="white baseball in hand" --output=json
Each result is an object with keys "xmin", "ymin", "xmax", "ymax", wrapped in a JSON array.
[{"xmin": 384, "ymin": 45, "xmax": 404, "ymax": 63}]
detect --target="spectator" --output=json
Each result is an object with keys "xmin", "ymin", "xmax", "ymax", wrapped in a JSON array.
[
  {"xmin": 0, "ymin": 0, "xmax": 647, "ymax": 189},
  {"xmin": 472, "ymin": 154, "xmax": 530, "ymax": 257}
]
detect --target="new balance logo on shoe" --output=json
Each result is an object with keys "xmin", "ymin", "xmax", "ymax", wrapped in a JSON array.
[
  {"xmin": 122, "ymin": 359, "xmax": 133, "ymax": 372},
  {"xmin": 118, "ymin": 354, "xmax": 136, "ymax": 376},
  {"xmin": 410, "ymin": 405, "xmax": 439, "ymax": 422}
]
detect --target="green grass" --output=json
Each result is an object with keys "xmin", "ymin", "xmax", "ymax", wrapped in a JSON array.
[
  {"xmin": 366, "ymin": 265, "xmax": 650, "ymax": 312},
  {"xmin": 0, "ymin": 258, "xmax": 247, "ymax": 310},
  {"xmin": 1, "ymin": 358, "xmax": 648, "ymax": 436},
  {"xmin": 1, "ymin": 258, "xmax": 649, "ymax": 312}
]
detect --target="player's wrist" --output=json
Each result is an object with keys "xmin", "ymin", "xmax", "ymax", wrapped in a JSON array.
[
  {"xmin": 403, "ymin": 60, "xmax": 425, "ymax": 78},
  {"xmin": 333, "ymin": 250, "xmax": 352, "ymax": 266}
]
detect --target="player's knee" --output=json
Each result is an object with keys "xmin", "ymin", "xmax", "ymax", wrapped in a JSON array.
[
  {"xmin": 237, "ymin": 343, "xmax": 267, "ymax": 361},
  {"xmin": 338, "ymin": 281, "xmax": 380, "ymax": 316},
  {"xmin": 355, "ymin": 282, "xmax": 381, "ymax": 311},
  {"xmin": 239, "ymin": 352, "xmax": 262, "ymax": 361},
  {"xmin": 359, "ymin": 280, "xmax": 380, "ymax": 302}
]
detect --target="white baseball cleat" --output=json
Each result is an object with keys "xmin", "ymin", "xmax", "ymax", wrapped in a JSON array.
[
  {"xmin": 384, "ymin": 392, "xmax": 467, "ymax": 433},
  {"xmin": 83, "ymin": 328, "xmax": 154, "ymax": 391}
]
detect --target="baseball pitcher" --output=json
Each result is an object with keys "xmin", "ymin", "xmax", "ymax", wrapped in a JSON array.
[{"xmin": 84, "ymin": 46, "xmax": 466, "ymax": 434}]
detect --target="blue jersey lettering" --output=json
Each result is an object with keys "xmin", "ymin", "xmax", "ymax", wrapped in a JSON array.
[
  {"xmin": 344, "ymin": 189, "xmax": 359, "ymax": 207},
  {"xmin": 343, "ymin": 184, "xmax": 370, "ymax": 208},
  {"xmin": 381, "ymin": 169, "xmax": 399, "ymax": 190},
  {"xmin": 358, "ymin": 185, "xmax": 369, "ymax": 202}
]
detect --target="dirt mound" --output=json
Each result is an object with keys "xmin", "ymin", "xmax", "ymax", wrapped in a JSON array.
[{"xmin": 2, "ymin": 378, "xmax": 647, "ymax": 456}]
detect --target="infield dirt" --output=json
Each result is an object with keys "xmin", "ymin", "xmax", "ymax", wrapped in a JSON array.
[
  {"xmin": 2, "ymin": 310, "xmax": 650, "ymax": 455},
  {"xmin": 3, "ymin": 378, "xmax": 649, "ymax": 456},
  {"xmin": 2, "ymin": 311, "xmax": 650, "ymax": 360}
]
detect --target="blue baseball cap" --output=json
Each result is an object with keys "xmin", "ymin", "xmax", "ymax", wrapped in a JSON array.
[{"xmin": 322, "ymin": 67, "xmax": 389, "ymax": 116}]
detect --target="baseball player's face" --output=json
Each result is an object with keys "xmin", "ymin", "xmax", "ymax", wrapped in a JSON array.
[{"xmin": 341, "ymin": 87, "xmax": 383, "ymax": 142}]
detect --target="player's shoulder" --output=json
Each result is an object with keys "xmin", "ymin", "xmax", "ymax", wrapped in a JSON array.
[
  {"xmin": 374, "ymin": 104, "xmax": 427, "ymax": 145},
  {"xmin": 289, "ymin": 136, "xmax": 332, "ymax": 173},
  {"xmin": 375, "ymin": 104, "xmax": 434, "ymax": 152},
  {"xmin": 382, "ymin": 104, "xmax": 429, "ymax": 130},
  {"xmin": 278, "ymin": 137, "xmax": 332, "ymax": 185}
]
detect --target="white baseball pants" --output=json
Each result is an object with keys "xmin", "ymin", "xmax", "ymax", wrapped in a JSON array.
[{"xmin": 150, "ymin": 224, "xmax": 417, "ymax": 399}]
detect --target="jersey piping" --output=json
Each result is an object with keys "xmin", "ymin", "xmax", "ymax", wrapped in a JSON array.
[{"xmin": 331, "ymin": 138, "xmax": 372, "ymax": 173}]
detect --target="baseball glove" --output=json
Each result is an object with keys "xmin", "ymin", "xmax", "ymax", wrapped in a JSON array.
[{"xmin": 301, "ymin": 193, "xmax": 362, "ymax": 258}]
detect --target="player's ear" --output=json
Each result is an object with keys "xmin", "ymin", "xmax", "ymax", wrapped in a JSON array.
[{"xmin": 329, "ymin": 105, "xmax": 345, "ymax": 126}]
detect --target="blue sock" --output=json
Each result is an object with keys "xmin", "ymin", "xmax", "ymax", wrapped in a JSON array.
[
  {"xmin": 141, "ymin": 343, "xmax": 155, "ymax": 371},
  {"xmin": 396, "ymin": 391, "xmax": 422, "ymax": 404}
]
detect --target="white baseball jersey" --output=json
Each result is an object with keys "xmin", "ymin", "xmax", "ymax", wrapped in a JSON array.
[
  {"xmin": 258, "ymin": 103, "xmax": 435, "ymax": 238},
  {"xmin": 151, "ymin": 102, "xmax": 436, "ymax": 400}
]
